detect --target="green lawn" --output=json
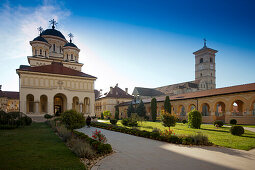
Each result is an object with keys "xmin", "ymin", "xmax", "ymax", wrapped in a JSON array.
[
  {"xmin": 0, "ymin": 123, "xmax": 86, "ymax": 170},
  {"xmin": 225, "ymin": 124, "xmax": 255, "ymax": 128},
  {"xmin": 103, "ymin": 120, "xmax": 255, "ymax": 150}
]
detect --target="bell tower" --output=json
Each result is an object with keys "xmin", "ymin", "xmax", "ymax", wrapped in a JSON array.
[{"xmin": 193, "ymin": 39, "xmax": 218, "ymax": 90}]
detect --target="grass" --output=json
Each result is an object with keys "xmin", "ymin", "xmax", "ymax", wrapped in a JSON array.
[
  {"xmin": 105, "ymin": 120, "xmax": 255, "ymax": 150},
  {"xmin": 0, "ymin": 123, "xmax": 86, "ymax": 170},
  {"xmin": 225, "ymin": 124, "xmax": 255, "ymax": 128}
]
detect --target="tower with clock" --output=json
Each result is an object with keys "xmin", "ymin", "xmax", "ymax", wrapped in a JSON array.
[{"xmin": 193, "ymin": 39, "xmax": 218, "ymax": 90}]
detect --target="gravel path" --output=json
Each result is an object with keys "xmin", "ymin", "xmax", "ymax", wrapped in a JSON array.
[{"xmin": 78, "ymin": 126, "xmax": 255, "ymax": 170}]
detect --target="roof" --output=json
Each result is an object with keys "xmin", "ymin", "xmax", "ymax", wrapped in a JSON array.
[
  {"xmin": 119, "ymin": 83, "xmax": 255, "ymax": 106},
  {"xmin": 17, "ymin": 62, "xmax": 96, "ymax": 79},
  {"xmin": 155, "ymin": 80, "xmax": 199, "ymax": 95},
  {"xmin": 99, "ymin": 85, "xmax": 133, "ymax": 99},
  {"xmin": 193, "ymin": 45, "xmax": 218, "ymax": 55},
  {"xmin": 33, "ymin": 36, "xmax": 48, "ymax": 43},
  {"xmin": 0, "ymin": 90, "xmax": 19, "ymax": 99},
  {"xmin": 41, "ymin": 28, "xmax": 66, "ymax": 40},
  {"xmin": 64, "ymin": 42, "xmax": 78, "ymax": 48},
  {"xmin": 133, "ymin": 87, "xmax": 165, "ymax": 97}
]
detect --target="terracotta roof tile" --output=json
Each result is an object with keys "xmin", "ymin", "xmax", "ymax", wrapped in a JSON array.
[
  {"xmin": 0, "ymin": 90, "xmax": 19, "ymax": 99},
  {"xmin": 17, "ymin": 62, "xmax": 96, "ymax": 79}
]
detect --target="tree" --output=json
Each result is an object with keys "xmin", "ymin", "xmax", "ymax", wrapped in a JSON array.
[
  {"xmin": 136, "ymin": 100, "xmax": 146, "ymax": 117},
  {"xmin": 151, "ymin": 98, "xmax": 157, "ymax": 122},
  {"xmin": 164, "ymin": 96, "xmax": 171, "ymax": 114},
  {"xmin": 188, "ymin": 110, "xmax": 202, "ymax": 129},
  {"xmin": 100, "ymin": 112, "xmax": 104, "ymax": 119},
  {"xmin": 127, "ymin": 102, "xmax": 135, "ymax": 118},
  {"xmin": 161, "ymin": 110, "xmax": 177, "ymax": 131},
  {"xmin": 114, "ymin": 105, "xmax": 119, "ymax": 120},
  {"xmin": 103, "ymin": 110, "xmax": 111, "ymax": 119}
]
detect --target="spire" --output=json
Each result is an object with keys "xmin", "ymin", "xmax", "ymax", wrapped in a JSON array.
[
  {"xmin": 68, "ymin": 33, "xmax": 74, "ymax": 43},
  {"xmin": 49, "ymin": 19, "xmax": 57, "ymax": 29},
  {"xmin": 37, "ymin": 26, "xmax": 43, "ymax": 36},
  {"xmin": 203, "ymin": 38, "xmax": 207, "ymax": 48}
]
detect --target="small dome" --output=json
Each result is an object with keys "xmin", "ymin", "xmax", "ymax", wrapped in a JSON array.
[
  {"xmin": 33, "ymin": 36, "xmax": 48, "ymax": 43},
  {"xmin": 41, "ymin": 28, "xmax": 66, "ymax": 40},
  {"xmin": 64, "ymin": 42, "xmax": 78, "ymax": 48}
]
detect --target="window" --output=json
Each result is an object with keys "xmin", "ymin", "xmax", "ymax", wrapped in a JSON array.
[
  {"xmin": 75, "ymin": 56, "xmax": 77, "ymax": 61},
  {"xmin": 210, "ymin": 57, "xmax": 213, "ymax": 62},
  {"xmin": 66, "ymin": 54, "xmax": 68, "ymax": 60},
  {"xmin": 200, "ymin": 58, "xmax": 203, "ymax": 63},
  {"xmin": 200, "ymin": 73, "xmax": 202, "ymax": 77},
  {"xmin": 53, "ymin": 44, "xmax": 55, "ymax": 52},
  {"xmin": 45, "ymin": 51, "xmax": 46, "ymax": 57},
  {"xmin": 71, "ymin": 54, "xmax": 73, "ymax": 60},
  {"xmin": 35, "ymin": 50, "xmax": 37, "ymax": 55},
  {"xmin": 40, "ymin": 49, "xmax": 42, "ymax": 55}
]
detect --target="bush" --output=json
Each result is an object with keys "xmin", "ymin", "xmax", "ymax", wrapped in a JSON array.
[
  {"xmin": 0, "ymin": 111, "xmax": 31, "ymax": 129},
  {"xmin": 101, "ymin": 113, "xmax": 104, "ymax": 119},
  {"xmin": 97, "ymin": 143, "xmax": 112, "ymax": 154},
  {"xmin": 161, "ymin": 111, "xmax": 177, "ymax": 130},
  {"xmin": 188, "ymin": 110, "xmax": 202, "ymax": 129},
  {"xmin": 70, "ymin": 138, "xmax": 96, "ymax": 159},
  {"xmin": 182, "ymin": 120, "xmax": 187, "ymax": 124},
  {"xmin": 57, "ymin": 125, "xmax": 72, "ymax": 142},
  {"xmin": 190, "ymin": 133, "xmax": 210, "ymax": 145},
  {"xmin": 44, "ymin": 114, "xmax": 53, "ymax": 119},
  {"xmin": 121, "ymin": 118, "xmax": 138, "ymax": 127},
  {"xmin": 230, "ymin": 119, "xmax": 237, "ymax": 125},
  {"xmin": 61, "ymin": 110, "xmax": 85, "ymax": 130},
  {"xmin": 24, "ymin": 116, "xmax": 32, "ymax": 125},
  {"xmin": 214, "ymin": 120, "xmax": 224, "ymax": 127},
  {"xmin": 121, "ymin": 118, "xmax": 128, "ymax": 126},
  {"xmin": 110, "ymin": 119, "xmax": 118, "ymax": 125},
  {"xmin": 230, "ymin": 125, "xmax": 244, "ymax": 136}
]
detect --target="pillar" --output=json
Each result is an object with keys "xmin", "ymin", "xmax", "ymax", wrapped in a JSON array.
[
  {"xmin": 79, "ymin": 103, "xmax": 83, "ymax": 113},
  {"xmin": 35, "ymin": 101, "xmax": 39, "ymax": 114}
]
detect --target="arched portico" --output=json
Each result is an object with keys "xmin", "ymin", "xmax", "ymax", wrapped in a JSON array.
[
  {"xmin": 83, "ymin": 97, "xmax": 90, "ymax": 115},
  {"xmin": 201, "ymin": 103, "xmax": 210, "ymax": 116},
  {"xmin": 26, "ymin": 94, "xmax": 34, "ymax": 113},
  {"xmin": 40, "ymin": 95, "xmax": 48, "ymax": 113},
  {"xmin": 72, "ymin": 96, "xmax": 79, "ymax": 112},
  {"xmin": 231, "ymin": 100, "xmax": 244, "ymax": 116}
]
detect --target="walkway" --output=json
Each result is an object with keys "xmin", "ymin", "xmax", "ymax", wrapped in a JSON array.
[{"xmin": 78, "ymin": 127, "xmax": 255, "ymax": 170}]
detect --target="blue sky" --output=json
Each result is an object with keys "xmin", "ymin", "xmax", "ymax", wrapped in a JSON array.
[{"xmin": 0, "ymin": 0, "xmax": 255, "ymax": 93}]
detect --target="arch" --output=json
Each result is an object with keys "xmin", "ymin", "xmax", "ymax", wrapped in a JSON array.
[
  {"xmin": 188, "ymin": 104, "xmax": 196, "ymax": 112},
  {"xmin": 231, "ymin": 100, "xmax": 244, "ymax": 116},
  {"xmin": 83, "ymin": 97, "xmax": 90, "ymax": 114},
  {"xmin": 200, "ymin": 58, "xmax": 203, "ymax": 63},
  {"xmin": 72, "ymin": 96, "xmax": 79, "ymax": 112},
  {"xmin": 54, "ymin": 93, "xmax": 67, "ymax": 115},
  {"xmin": 201, "ymin": 103, "xmax": 210, "ymax": 116},
  {"xmin": 178, "ymin": 105, "xmax": 186, "ymax": 116},
  {"xmin": 214, "ymin": 101, "xmax": 225, "ymax": 116},
  {"xmin": 26, "ymin": 94, "xmax": 34, "ymax": 113},
  {"xmin": 40, "ymin": 95, "xmax": 48, "ymax": 113}
]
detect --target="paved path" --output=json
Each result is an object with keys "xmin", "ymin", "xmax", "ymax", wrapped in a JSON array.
[
  {"xmin": 78, "ymin": 127, "xmax": 255, "ymax": 170},
  {"xmin": 28, "ymin": 115, "xmax": 46, "ymax": 122}
]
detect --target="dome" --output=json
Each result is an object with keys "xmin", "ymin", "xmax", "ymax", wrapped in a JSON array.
[
  {"xmin": 33, "ymin": 36, "xmax": 48, "ymax": 43},
  {"xmin": 41, "ymin": 28, "xmax": 66, "ymax": 40},
  {"xmin": 64, "ymin": 42, "xmax": 78, "ymax": 48}
]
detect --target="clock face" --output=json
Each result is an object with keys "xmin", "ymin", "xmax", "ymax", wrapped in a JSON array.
[{"xmin": 210, "ymin": 64, "xmax": 214, "ymax": 69}]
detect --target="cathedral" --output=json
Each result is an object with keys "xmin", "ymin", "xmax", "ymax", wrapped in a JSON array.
[{"xmin": 16, "ymin": 19, "xmax": 96, "ymax": 115}]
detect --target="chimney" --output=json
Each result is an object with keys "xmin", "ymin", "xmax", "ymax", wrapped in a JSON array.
[
  {"xmin": 125, "ymin": 88, "xmax": 128, "ymax": 94},
  {"xmin": 110, "ymin": 87, "xmax": 113, "ymax": 94}
]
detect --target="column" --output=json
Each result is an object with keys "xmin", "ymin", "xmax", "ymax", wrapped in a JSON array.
[
  {"xmin": 79, "ymin": 103, "xmax": 83, "ymax": 113},
  {"xmin": 35, "ymin": 101, "xmax": 39, "ymax": 114}
]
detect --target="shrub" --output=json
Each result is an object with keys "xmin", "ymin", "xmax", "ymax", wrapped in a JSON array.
[
  {"xmin": 214, "ymin": 120, "xmax": 224, "ymax": 127},
  {"xmin": 0, "ymin": 111, "xmax": 31, "ymax": 129},
  {"xmin": 182, "ymin": 120, "xmax": 187, "ymax": 124},
  {"xmin": 160, "ymin": 129, "xmax": 174, "ymax": 138},
  {"xmin": 24, "ymin": 116, "xmax": 32, "ymax": 125},
  {"xmin": 97, "ymin": 143, "xmax": 112, "ymax": 154},
  {"xmin": 121, "ymin": 118, "xmax": 138, "ymax": 127},
  {"xmin": 161, "ymin": 110, "xmax": 177, "ymax": 130},
  {"xmin": 110, "ymin": 119, "xmax": 118, "ymax": 125},
  {"xmin": 151, "ymin": 98, "xmax": 157, "ymax": 122},
  {"xmin": 101, "ymin": 112, "xmax": 104, "ymax": 119},
  {"xmin": 92, "ymin": 129, "xmax": 107, "ymax": 143},
  {"xmin": 152, "ymin": 128, "xmax": 160, "ymax": 133},
  {"xmin": 188, "ymin": 110, "xmax": 202, "ymax": 129},
  {"xmin": 103, "ymin": 110, "xmax": 111, "ymax": 119},
  {"xmin": 44, "ymin": 114, "xmax": 53, "ymax": 119},
  {"xmin": 57, "ymin": 125, "xmax": 72, "ymax": 142},
  {"xmin": 114, "ymin": 106, "xmax": 119, "ymax": 120},
  {"xmin": 70, "ymin": 138, "xmax": 96, "ymax": 159},
  {"xmin": 190, "ymin": 133, "xmax": 210, "ymax": 145},
  {"xmin": 230, "ymin": 119, "xmax": 237, "ymax": 125},
  {"xmin": 121, "ymin": 118, "xmax": 128, "ymax": 126},
  {"xmin": 230, "ymin": 125, "xmax": 244, "ymax": 136},
  {"xmin": 61, "ymin": 110, "xmax": 85, "ymax": 130}
]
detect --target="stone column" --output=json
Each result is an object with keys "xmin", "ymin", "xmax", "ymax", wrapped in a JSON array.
[
  {"xmin": 34, "ymin": 101, "xmax": 39, "ymax": 114},
  {"xmin": 79, "ymin": 103, "xmax": 83, "ymax": 113},
  {"xmin": 48, "ymin": 98, "xmax": 54, "ymax": 115}
]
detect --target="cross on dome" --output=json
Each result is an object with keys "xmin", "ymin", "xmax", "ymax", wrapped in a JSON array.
[
  {"xmin": 68, "ymin": 33, "xmax": 74, "ymax": 43},
  {"xmin": 49, "ymin": 19, "xmax": 58, "ymax": 29},
  {"xmin": 37, "ymin": 26, "xmax": 43, "ymax": 35}
]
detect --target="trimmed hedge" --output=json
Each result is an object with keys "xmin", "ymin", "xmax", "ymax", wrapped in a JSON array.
[
  {"xmin": 44, "ymin": 114, "xmax": 53, "ymax": 119},
  {"xmin": 188, "ymin": 110, "xmax": 202, "ymax": 129},
  {"xmin": 0, "ymin": 111, "xmax": 32, "ymax": 129},
  {"xmin": 61, "ymin": 110, "xmax": 85, "ymax": 130},
  {"xmin": 110, "ymin": 119, "xmax": 118, "ymax": 125},
  {"xmin": 90, "ymin": 122, "xmax": 212, "ymax": 146},
  {"xmin": 213, "ymin": 120, "xmax": 224, "ymax": 127},
  {"xmin": 73, "ymin": 131, "xmax": 112, "ymax": 154},
  {"xmin": 230, "ymin": 119, "xmax": 237, "ymax": 125},
  {"xmin": 230, "ymin": 125, "xmax": 244, "ymax": 136}
]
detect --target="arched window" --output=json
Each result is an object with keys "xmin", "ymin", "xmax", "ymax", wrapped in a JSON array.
[
  {"xmin": 210, "ymin": 57, "xmax": 213, "ymax": 62},
  {"xmin": 35, "ymin": 49, "xmax": 37, "ymax": 55},
  {"xmin": 200, "ymin": 58, "xmax": 203, "ymax": 63},
  {"xmin": 66, "ymin": 54, "xmax": 68, "ymax": 60},
  {"xmin": 202, "ymin": 103, "xmax": 210, "ymax": 116},
  {"xmin": 53, "ymin": 44, "xmax": 55, "ymax": 52},
  {"xmin": 40, "ymin": 49, "xmax": 42, "ymax": 55},
  {"xmin": 200, "ymin": 73, "xmax": 202, "ymax": 77},
  {"xmin": 71, "ymin": 54, "xmax": 73, "ymax": 60},
  {"xmin": 181, "ymin": 106, "xmax": 186, "ymax": 116}
]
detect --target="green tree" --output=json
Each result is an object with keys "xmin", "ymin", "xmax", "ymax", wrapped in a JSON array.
[
  {"xmin": 188, "ymin": 110, "xmax": 202, "ymax": 129},
  {"xmin": 136, "ymin": 100, "xmax": 146, "ymax": 117},
  {"xmin": 164, "ymin": 96, "xmax": 171, "ymax": 114},
  {"xmin": 151, "ymin": 98, "xmax": 157, "ymax": 122},
  {"xmin": 100, "ymin": 112, "xmax": 104, "ymax": 119},
  {"xmin": 161, "ymin": 111, "xmax": 177, "ymax": 131},
  {"xmin": 127, "ymin": 102, "xmax": 135, "ymax": 118},
  {"xmin": 103, "ymin": 110, "xmax": 111, "ymax": 119},
  {"xmin": 114, "ymin": 105, "xmax": 119, "ymax": 120}
]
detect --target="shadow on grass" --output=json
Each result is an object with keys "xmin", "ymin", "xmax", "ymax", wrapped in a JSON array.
[{"xmin": 200, "ymin": 128, "xmax": 229, "ymax": 133}]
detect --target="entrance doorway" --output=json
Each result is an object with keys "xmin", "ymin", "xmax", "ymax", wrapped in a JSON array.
[{"xmin": 54, "ymin": 93, "xmax": 67, "ymax": 115}]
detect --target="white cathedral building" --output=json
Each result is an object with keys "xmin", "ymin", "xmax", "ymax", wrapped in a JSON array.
[{"xmin": 16, "ymin": 19, "xmax": 96, "ymax": 115}]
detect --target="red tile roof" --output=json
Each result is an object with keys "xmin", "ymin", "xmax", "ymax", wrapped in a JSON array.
[
  {"xmin": 17, "ymin": 62, "xmax": 96, "ymax": 79},
  {"xmin": 98, "ymin": 85, "xmax": 133, "ymax": 99},
  {"xmin": 0, "ymin": 90, "xmax": 19, "ymax": 99}
]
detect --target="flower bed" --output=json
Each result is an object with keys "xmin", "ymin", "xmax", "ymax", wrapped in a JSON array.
[{"xmin": 91, "ymin": 122, "xmax": 212, "ymax": 146}]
